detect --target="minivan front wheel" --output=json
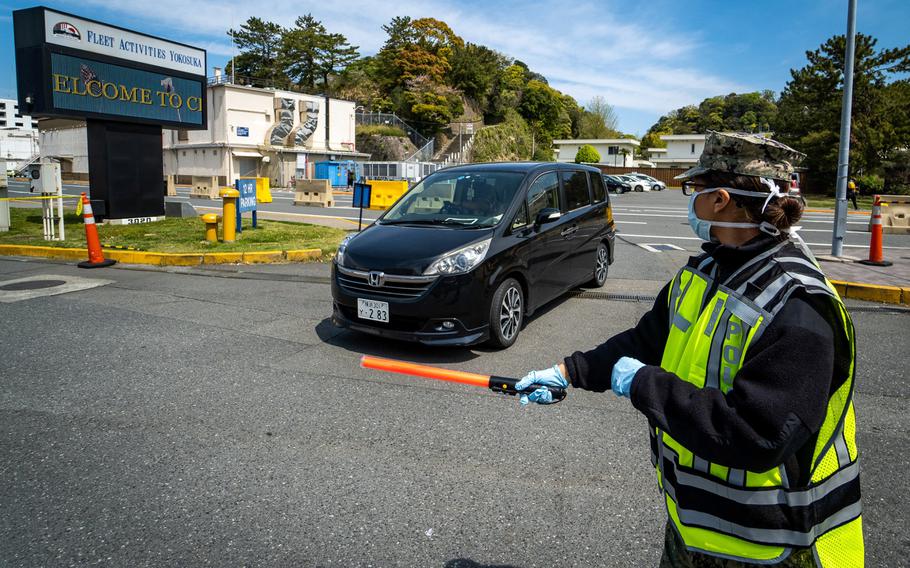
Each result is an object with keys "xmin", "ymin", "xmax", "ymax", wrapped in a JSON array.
[
  {"xmin": 488, "ymin": 277, "xmax": 524, "ymax": 349},
  {"xmin": 589, "ymin": 242, "xmax": 609, "ymax": 287}
]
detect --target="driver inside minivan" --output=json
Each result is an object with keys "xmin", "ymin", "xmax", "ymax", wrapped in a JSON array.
[{"xmin": 453, "ymin": 178, "xmax": 497, "ymax": 217}]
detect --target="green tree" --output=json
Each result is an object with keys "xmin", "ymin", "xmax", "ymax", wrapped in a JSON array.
[
  {"xmin": 775, "ymin": 33, "xmax": 910, "ymax": 191},
  {"xmin": 448, "ymin": 43, "xmax": 508, "ymax": 106},
  {"xmin": 575, "ymin": 144, "xmax": 600, "ymax": 163},
  {"xmin": 334, "ymin": 57, "xmax": 392, "ymax": 111},
  {"xmin": 227, "ymin": 17, "xmax": 286, "ymax": 86},
  {"xmin": 588, "ymin": 96, "xmax": 619, "ymax": 132},
  {"xmin": 313, "ymin": 31, "xmax": 359, "ymax": 95},
  {"xmin": 282, "ymin": 15, "xmax": 326, "ymax": 91}
]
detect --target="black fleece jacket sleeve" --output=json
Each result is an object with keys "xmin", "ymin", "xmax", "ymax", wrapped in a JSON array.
[
  {"xmin": 563, "ymin": 282, "xmax": 671, "ymax": 392},
  {"xmin": 566, "ymin": 290, "xmax": 837, "ymax": 473}
]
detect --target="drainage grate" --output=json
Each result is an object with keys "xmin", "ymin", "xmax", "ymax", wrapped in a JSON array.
[
  {"xmin": 0, "ymin": 279, "xmax": 67, "ymax": 291},
  {"xmin": 847, "ymin": 305, "xmax": 910, "ymax": 315},
  {"xmin": 572, "ymin": 291, "xmax": 658, "ymax": 303}
]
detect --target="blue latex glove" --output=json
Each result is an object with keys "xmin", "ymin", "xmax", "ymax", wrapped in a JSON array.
[
  {"xmin": 514, "ymin": 365, "xmax": 568, "ymax": 405},
  {"xmin": 611, "ymin": 357, "xmax": 645, "ymax": 398}
]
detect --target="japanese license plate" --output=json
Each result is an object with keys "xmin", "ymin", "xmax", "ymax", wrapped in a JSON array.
[{"xmin": 357, "ymin": 298, "xmax": 389, "ymax": 323}]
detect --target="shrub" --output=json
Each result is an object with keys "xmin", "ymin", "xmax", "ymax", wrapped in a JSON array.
[
  {"xmin": 472, "ymin": 110, "xmax": 533, "ymax": 162},
  {"xmin": 854, "ymin": 174, "xmax": 883, "ymax": 195},
  {"xmin": 574, "ymin": 144, "xmax": 600, "ymax": 164},
  {"xmin": 355, "ymin": 125, "xmax": 407, "ymax": 138}
]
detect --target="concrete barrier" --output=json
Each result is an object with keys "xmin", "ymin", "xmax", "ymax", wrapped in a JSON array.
[
  {"xmin": 293, "ymin": 179, "xmax": 335, "ymax": 207},
  {"xmin": 873, "ymin": 194, "xmax": 910, "ymax": 235},
  {"xmin": 190, "ymin": 176, "xmax": 220, "ymax": 199}
]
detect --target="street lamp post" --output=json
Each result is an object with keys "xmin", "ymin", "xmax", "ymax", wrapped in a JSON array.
[{"xmin": 832, "ymin": 0, "xmax": 857, "ymax": 257}]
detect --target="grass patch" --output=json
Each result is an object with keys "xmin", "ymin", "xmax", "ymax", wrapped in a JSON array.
[
  {"xmin": 802, "ymin": 195, "xmax": 874, "ymax": 211},
  {"xmin": 356, "ymin": 124, "xmax": 407, "ymax": 138},
  {"xmin": 1, "ymin": 206, "xmax": 347, "ymax": 257}
]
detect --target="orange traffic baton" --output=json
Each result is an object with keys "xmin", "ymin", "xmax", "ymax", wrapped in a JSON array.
[
  {"xmin": 77, "ymin": 193, "xmax": 116, "ymax": 269},
  {"xmin": 360, "ymin": 355, "xmax": 567, "ymax": 402},
  {"xmin": 859, "ymin": 195, "xmax": 892, "ymax": 267}
]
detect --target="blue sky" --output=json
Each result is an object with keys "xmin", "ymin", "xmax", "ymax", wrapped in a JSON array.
[{"xmin": 2, "ymin": 0, "xmax": 908, "ymax": 135}]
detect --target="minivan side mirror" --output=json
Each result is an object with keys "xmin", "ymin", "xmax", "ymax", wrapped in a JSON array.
[{"xmin": 535, "ymin": 208, "xmax": 561, "ymax": 227}]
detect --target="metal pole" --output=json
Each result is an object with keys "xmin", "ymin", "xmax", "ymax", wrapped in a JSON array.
[{"xmin": 832, "ymin": 0, "xmax": 857, "ymax": 257}]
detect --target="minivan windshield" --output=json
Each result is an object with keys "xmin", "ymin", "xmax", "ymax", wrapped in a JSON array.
[{"xmin": 381, "ymin": 171, "xmax": 525, "ymax": 228}]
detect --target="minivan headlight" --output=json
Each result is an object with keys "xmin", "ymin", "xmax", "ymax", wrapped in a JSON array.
[
  {"xmin": 335, "ymin": 234, "xmax": 355, "ymax": 266},
  {"xmin": 424, "ymin": 238, "xmax": 492, "ymax": 275}
]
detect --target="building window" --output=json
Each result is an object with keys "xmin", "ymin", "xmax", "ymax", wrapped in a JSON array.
[
  {"xmin": 0, "ymin": 102, "xmax": 5, "ymax": 108},
  {"xmin": 691, "ymin": 143, "xmax": 696, "ymax": 154},
  {"xmin": 177, "ymin": 129, "xmax": 188, "ymax": 141},
  {"xmin": 607, "ymin": 146, "xmax": 619, "ymax": 155},
  {"xmin": 14, "ymin": 113, "xmax": 21, "ymax": 118}
]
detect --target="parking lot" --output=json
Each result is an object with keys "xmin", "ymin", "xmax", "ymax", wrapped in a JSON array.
[{"xmin": 2, "ymin": 202, "xmax": 908, "ymax": 566}]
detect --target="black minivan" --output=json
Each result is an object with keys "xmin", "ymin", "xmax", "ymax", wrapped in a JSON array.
[{"xmin": 331, "ymin": 162, "xmax": 615, "ymax": 348}]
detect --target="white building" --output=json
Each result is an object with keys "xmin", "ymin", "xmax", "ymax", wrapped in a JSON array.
[
  {"xmin": 0, "ymin": 128, "xmax": 39, "ymax": 171},
  {"xmin": 647, "ymin": 134, "xmax": 706, "ymax": 168},
  {"xmin": 163, "ymin": 79, "xmax": 368, "ymax": 188},
  {"xmin": 552, "ymin": 139, "xmax": 640, "ymax": 167},
  {"xmin": 38, "ymin": 78, "xmax": 367, "ymax": 188},
  {"xmin": 0, "ymin": 98, "xmax": 38, "ymax": 130}
]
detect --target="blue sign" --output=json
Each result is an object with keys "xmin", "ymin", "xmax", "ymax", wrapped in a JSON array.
[
  {"xmin": 50, "ymin": 52, "xmax": 204, "ymax": 126},
  {"xmin": 236, "ymin": 178, "xmax": 257, "ymax": 213},
  {"xmin": 353, "ymin": 182, "xmax": 372, "ymax": 208},
  {"xmin": 237, "ymin": 126, "xmax": 249, "ymax": 137}
]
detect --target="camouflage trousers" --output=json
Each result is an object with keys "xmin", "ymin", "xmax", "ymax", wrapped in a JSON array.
[{"xmin": 659, "ymin": 523, "xmax": 817, "ymax": 568}]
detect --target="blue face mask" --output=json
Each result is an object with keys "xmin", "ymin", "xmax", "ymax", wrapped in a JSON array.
[
  {"xmin": 687, "ymin": 187, "xmax": 781, "ymax": 242},
  {"xmin": 687, "ymin": 192, "xmax": 714, "ymax": 241}
]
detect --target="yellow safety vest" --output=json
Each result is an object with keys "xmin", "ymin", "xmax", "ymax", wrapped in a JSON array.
[{"xmin": 655, "ymin": 240, "xmax": 864, "ymax": 566}]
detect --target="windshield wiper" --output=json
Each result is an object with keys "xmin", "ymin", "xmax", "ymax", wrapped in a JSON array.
[{"xmin": 380, "ymin": 218, "xmax": 477, "ymax": 226}]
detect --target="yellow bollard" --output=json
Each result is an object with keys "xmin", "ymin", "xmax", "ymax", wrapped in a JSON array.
[
  {"xmin": 220, "ymin": 188, "xmax": 240, "ymax": 242},
  {"xmin": 201, "ymin": 213, "xmax": 219, "ymax": 242}
]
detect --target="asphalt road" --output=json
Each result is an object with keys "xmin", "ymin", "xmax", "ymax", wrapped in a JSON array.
[{"xmin": 1, "ymin": 243, "xmax": 908, "ymax": 566}]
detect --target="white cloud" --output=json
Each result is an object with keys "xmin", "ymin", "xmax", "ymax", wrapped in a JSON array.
[{"xmin": 55, "ymin": 0, "xmax": 753, "ymax": 132}]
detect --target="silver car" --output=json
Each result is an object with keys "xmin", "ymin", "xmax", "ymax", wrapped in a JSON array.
[{"xmin": 628, "ymin": 173, "xmax": 666, "ymax": 191}]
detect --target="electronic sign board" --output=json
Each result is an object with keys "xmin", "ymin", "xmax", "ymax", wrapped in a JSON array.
[{"xmin": 13, "ymin": 6, "xmax": 207, "ymax": 129}]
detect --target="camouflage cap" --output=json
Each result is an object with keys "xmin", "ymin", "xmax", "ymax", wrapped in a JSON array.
[{"xmin": 674, "ymin": 131, "xmax": 806, "ymax": 182}]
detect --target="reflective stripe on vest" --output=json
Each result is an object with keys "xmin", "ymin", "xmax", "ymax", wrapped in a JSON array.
[{"xmin": 656, "ymin": 241, "xmax": 862, "ymax": 563}]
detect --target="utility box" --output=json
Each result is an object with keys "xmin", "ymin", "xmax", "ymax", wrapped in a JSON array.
[
  {"xmin": 0, "ymin": 159, "xmax": 9, "ymax": 232},
  {"xmin": 28, "ymin": 162, "xmax": 62, "ymax": 195},
  {"xmin": 314, "ymin": 161, "xmax": 362, "ymax": 187}
]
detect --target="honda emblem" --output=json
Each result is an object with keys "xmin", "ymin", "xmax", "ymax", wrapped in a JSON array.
[{"xmin": 368, "ymin": 271, "xmax": 385, "ymax": 287}]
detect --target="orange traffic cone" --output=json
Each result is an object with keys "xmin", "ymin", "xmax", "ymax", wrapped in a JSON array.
[
  {"xmin": 858, "ymin": 195, "xmax": 892, "ymax": 267},
  {"xmin": 77, "ymin": 193, "xmax": 116, "ymax": 269}
]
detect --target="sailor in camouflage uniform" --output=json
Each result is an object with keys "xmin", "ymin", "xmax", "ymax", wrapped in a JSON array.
[{"xmin": 516, "ymin": 132, "xmax": 865, "ymax": 567}]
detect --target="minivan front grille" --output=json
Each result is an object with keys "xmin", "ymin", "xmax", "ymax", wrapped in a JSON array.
[{"xmin": 336, "ymin": 266, "xmax": 437, "ymax": 299}]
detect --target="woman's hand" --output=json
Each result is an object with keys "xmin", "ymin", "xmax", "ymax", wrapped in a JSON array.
[{"xmin": 514, "ymin": 364, "xmax": 568, "ymax": 405}]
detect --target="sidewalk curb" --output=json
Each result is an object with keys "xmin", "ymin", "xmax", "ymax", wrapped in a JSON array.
[
  {"xmin": 830, "ymin": 280, "xmax": 910, "ymax": 306},
  {"xmin": 0, "ymin": 245, "xmax": 323, "ymax": 266},
  {"xmin": 804, "ymin": 208, "xmax": 869, "ymax": 215}
]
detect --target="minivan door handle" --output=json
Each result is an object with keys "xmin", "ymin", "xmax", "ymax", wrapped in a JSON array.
[{"xmin": 560, "ymin": 225, "xmax": 578, "ymax": 237}]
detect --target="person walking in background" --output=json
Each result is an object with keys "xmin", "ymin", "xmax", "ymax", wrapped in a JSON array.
[
  {"xmin": 515, "ymin": 132, "xmax": 864, "ymax": 567},
  {"xmin": 847, "ymin": 178, "xmax": 859, "ymax": 210},
  {"xmin": 347, "ymin": 166, "xmax": 356, "ymax": 190}
]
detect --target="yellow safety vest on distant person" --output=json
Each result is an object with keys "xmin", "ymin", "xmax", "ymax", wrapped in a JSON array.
[{"xmin": 654, "ymin": 241, "xmax": 864, "ymax": 566}]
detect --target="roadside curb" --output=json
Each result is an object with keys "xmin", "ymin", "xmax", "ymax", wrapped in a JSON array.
[
  {"xmin": 0, "ymin": 245, "xmax": 323, "ymax": 266},
  {"xmin": 805, "ymin": 208, "xmax": 869, "ymax": 215},
  {"xmin": 830, "ymin": 279, "xmax": 910, "ymax": 306}
]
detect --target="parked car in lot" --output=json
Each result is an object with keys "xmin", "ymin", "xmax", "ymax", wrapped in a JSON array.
[
  {"xmin": 603, "ymin": 174, "xmax": 632, "ymax": 194},
  {"xmin": 619, "ymin": 175, "xmax": 650, "ymax": 192},
  {"xmin": 332, "ymin": 162, "xmax": 616, "ymax": 348},
  {"xmin": 627, "ymin": 173, "xmax": 666, "ymax": 191}
]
